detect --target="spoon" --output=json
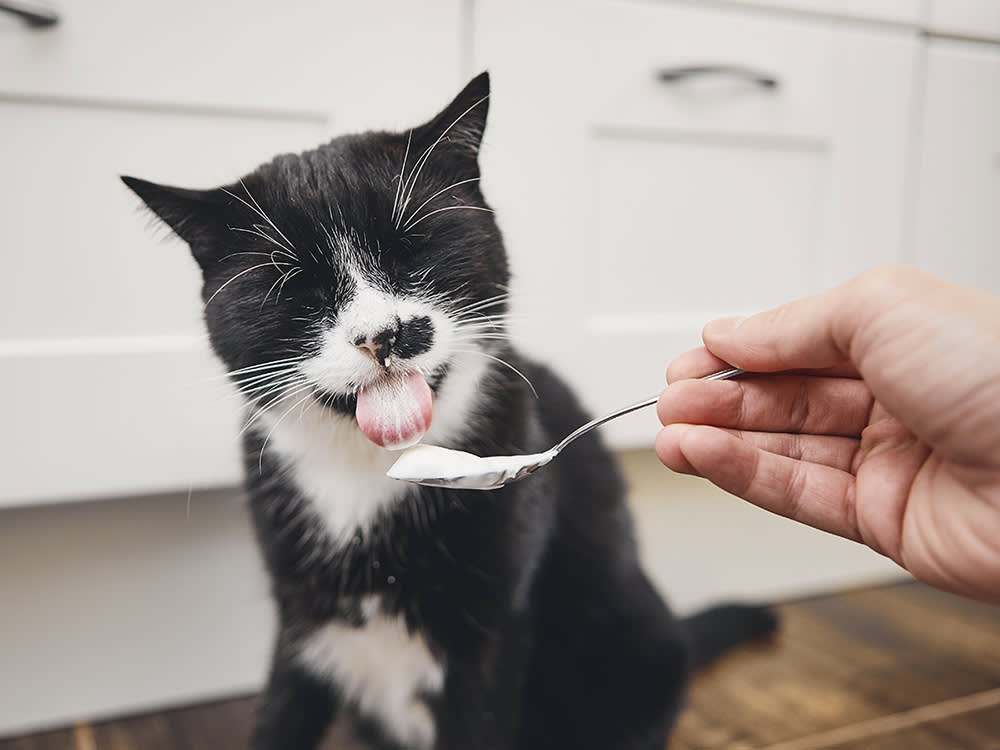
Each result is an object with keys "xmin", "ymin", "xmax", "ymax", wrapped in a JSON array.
[{"xmin": 387, "ymin": 366, "xmax": 745, "ymax": 490}]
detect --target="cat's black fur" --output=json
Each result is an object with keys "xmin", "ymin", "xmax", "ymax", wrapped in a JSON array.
[{"xmin": 124, "ymin": 73, "xmax": 776, "ymax": 750}]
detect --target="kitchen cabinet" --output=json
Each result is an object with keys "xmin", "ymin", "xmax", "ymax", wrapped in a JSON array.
[
  {"xmin": 926, "ymin": 0, "xmax": 1000, "ymax": 43},
  {"xmin": 723, "ymin": 0, "xmax": 923, "ymax": 26},
  {"xmin": 0, "ymin": 1, "xmax": 463, "ymax": 507},
  {"xmin": 474, "ymin": 0, "xmax": 919, "ymax": 445},
  {"xmin": 910, "ymin": 39, "xmax": 1000, "ymax": 294}
]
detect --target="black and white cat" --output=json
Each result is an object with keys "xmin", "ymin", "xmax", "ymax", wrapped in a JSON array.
[{"xmin": 124, "ymin": 73, "xmax": 776, "ymax": 750}]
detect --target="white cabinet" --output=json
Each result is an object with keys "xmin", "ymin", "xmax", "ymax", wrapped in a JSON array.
[
  {"xmin": 723, "ymin": 0, "xmax": 923, "ymax": 26},
  {"xmin": 910, "ymin": 39, "xmax": 1000, "ymax": 295},
  {"xmin": 0, "ymin": 2, "xmax": 463, "ymax": 507},
  {"xmin": 475, "ymin": 0, "xmax": 918, "ymax": 445},
  {"xmin": 926, "ymin": 0, "xmax": 1000, "ymax": 43}
]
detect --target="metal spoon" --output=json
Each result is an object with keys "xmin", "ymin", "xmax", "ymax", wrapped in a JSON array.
[{"xmin": 387, "ymin": 366, "xmax": 745, "ymax": 490}]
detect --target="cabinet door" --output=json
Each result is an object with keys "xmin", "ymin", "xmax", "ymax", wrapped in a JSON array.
[
  {"xmin": 0, "ymin": 0, "xmax": 463, "ymax": 121},
  {"xmin": 926, "ymin": 0, "xmax": 1000, "ymax": 43},
  {"xmin": 0, "ymin": 2, "xmax": 463, "ymax": 507},
  {"xmin": 474, "ymin": 0, "xmax": 918, "ymax": 446},
  {"xmin": 723, "ymin": 0, "xmax": 923, "ymax": 25},
  {"xmin": 910, "ymin": 40, "xmax": 1000, "ymax": 295},
  {"xmin": 0, "ymin": 106, "xmax": 327, "ymax": 507}
]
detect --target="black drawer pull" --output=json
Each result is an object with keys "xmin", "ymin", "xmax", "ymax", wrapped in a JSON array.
[
  {"xmin": 658, "ymin": 64, "xmax": 778, "ymax": 89},
  {"xmin": 0, "ymin": 0, "xmax": 59, "ymax": 27}
]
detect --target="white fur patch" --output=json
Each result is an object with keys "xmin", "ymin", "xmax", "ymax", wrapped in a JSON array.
[
  {"xmin": 254, "ymin": 265, "xmax": 493, "ymax": 541},
  {"xmin": 256, "ymin": 406, "xmax": 408, "ymax": 542},
  {"xmin": 299, "ymin": 600, "xmax": 445, "ymax": 749}
]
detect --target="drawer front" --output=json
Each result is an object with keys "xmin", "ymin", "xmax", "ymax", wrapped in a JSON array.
[
  {"xmin": 1, "ymin": 345, "xmax": 242, "ymax": 507},
  {"xmin": 2, "ymin": 102, "xmax": 327, "ymax": 340},
  {"xmin": 723, "ymin": 0, "xmax": 923, "ymax": 25},
  {"xmin": 590, "ymin": 2, "xmax": 862, "ymax": 139},
  {"xmin": 0, "ymin": 0, "xmax": 462, "ymax": 118},
  {"xmin": 927, "ymin": 0, "xmax": 1000, "ymax": 43}
]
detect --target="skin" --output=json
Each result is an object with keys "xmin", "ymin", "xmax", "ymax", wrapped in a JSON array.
[{"xmin": 655, "ymin": 266, "xmax": 1000, "ymax": 604}]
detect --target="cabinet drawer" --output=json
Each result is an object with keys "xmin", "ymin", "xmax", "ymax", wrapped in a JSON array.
[
  {"xmin": 722, "ymin": 0, "xmax": 923, "ymax": 26},
  {"xmin": 1, "ymin": 101, "xmax": 327, "ymax": 340},
  {"xmin": 591, "ymin": 3, "xmax": 840, "ymax": 139},
  {"xmin": 0, "ymin": 0, "xmax": 462, "ymax": 118},
  {"xmin": 927, "ymin": 0, "xmax": 1000, "ymax": 43},
  {"xmin": 1, "ymin": 344, "xmax": 242, "ymax": 507}
]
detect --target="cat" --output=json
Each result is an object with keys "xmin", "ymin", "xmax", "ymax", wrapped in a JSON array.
[{"xmin": 123, "ymin": 72, "xmax": 776, "ymax": 750}]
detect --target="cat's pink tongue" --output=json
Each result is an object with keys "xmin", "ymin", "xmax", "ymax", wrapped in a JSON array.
[{"xmin": 355, "ymin": 371, "xmax": 433, "ymax": 450}]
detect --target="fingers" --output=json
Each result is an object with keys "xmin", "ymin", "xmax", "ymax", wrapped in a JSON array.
[
  {"xmin": 666, "ymin": 347, "xmax": 732, "ymax": 383},
  {"xmin": 655, "ymin": 425, "xmax": 861, "ymax": 542},
  {"xmin": 697, "ymin": 284, "xmax": 858, "ymax": 374},
  {"xmin": 693, "ymin": 266, "xmax": 956, "ymax": 377},
  {"xmin": 657, "ymin": 375, "xmax": 874, "ymax": 438},
  {"xmin": 668, "ymin": 344, "xmax": 861, "ymax": 384},
  {"xmin": 657, "ymin": 425, "xmax": 859, "ymax": 474}
]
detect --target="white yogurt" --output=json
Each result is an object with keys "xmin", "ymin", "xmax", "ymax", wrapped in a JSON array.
[{"xmin": 386, "ymin": 444, "xmax": 556, "ymax": 490}]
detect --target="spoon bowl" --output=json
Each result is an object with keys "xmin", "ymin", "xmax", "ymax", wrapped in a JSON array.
[{"xmin": 387, "ymin": 367, "xmax": 744, "ymax": 490}]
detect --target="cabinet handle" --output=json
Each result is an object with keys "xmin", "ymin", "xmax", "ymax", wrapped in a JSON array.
[
  {"xmin": 0, "ymin": 0, "xmax": 59, "ymax": 27},
  {"xmin": 657, "ymin": 64, "xmax": 778, "ymax": 89}
]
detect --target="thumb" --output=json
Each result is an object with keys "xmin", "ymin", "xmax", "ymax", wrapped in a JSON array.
[{"xmin": 697, "ymin": 270, "xmax": 909, "ymax": 373}]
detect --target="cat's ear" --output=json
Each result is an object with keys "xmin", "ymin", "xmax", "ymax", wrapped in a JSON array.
[
  {"xmin": 413, "ymin": 71, "xmax": 490, "ymax": 159},
  {"xmin": 121, "ymin": 176, "xmax": 229, "ymax": 266}
]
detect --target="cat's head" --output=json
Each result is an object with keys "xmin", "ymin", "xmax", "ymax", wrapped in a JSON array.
[{"xmin": 123, "ymin": 73, "xmax": 508, "ymax": 450}]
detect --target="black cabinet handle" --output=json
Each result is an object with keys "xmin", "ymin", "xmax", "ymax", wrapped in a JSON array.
[
  {"xmin": 0, "ymin": 0, "xmax": 59, "ymax": 27},
  {"xmin": 658, "ymin": 64, "xmax": 779, "ymax": 89}
]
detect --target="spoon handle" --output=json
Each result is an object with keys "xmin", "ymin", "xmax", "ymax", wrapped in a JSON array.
[{"xmin": 551, "ymin": 367, "xmax": 745, "ymax": 454}]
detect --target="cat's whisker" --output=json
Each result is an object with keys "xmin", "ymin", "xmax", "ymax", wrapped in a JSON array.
[
  {"xmin": 397, "ymin": 94, "xmax": 489, "ymax": 223},
  {"xmin": 405, "ymin": 205, "xmax": 495, "ymax": 232},
  {"xmin": 224, "ymin": 368, "xmax": 303, "ymax": 398},
  {"xmin": 449, "ymin": 292, "xmax": 510, "ymax": 315},
  {"xmin": 453, "ymin": 347, "xmax": 538, "ymax": 398},
  {"xmin": 235, "ymin": 371, "xmax": 304, "ymax": 396},
  {"xmin": 258, "ymin": 386, "xmax": 322, "ymax": 470},
  {"xmin": 228, "ymin": 227, "xmax": 297, "ymax": 261},
  {"xmin": 205, "ymin": 262, "xmax": 282, "ymax": 309},
  {"xmin": 261, "ymin": 264, "xmax": 303, "ymax": 309},
  {"xmin": 401, "ymin": 177, "xmax": 481, "ymax": 230},
  {"xmin": 392, "ymin": 130, "xmax": 413, "ymax": 227},
  {"xmin": 275, "ymin": 267, "xmax": 303, "ymax": 303},
  {"xmin": 224, "ymin": 355, "xmax": 308, "ymax": 378},
  {"xmin": 234, "ymin": 179, "xmax": 298, "ymax": 257},
  {"xmin": 240, "ymin": 379, "xmax": 314, "ymax": 439},
  {"xmin": 218, "ymin": 249, "xmax": 295, "ymax": 266},
  {"xmin": 199, "ymin": 361, "xmax": 304, "ymax": 385}
]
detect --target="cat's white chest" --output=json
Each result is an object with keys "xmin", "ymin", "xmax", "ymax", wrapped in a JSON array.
[
  {"xmin": 298, "ymin": 600, "xmax": 445, "ymax": 749},
  {"xmin": 256, "ymin": 350, "xmax": 489, "ymax": 541},
  {"xmin": 257, "ymin": 408, "xmax": 407, "ymax": 540}
]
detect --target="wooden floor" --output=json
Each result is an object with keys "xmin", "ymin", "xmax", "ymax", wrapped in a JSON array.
[{"xmin": 3, "ymin": 581, "xmax": 999, "ymax": 750}]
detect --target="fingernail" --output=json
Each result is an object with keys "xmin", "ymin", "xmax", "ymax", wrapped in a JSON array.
[{"xmin": 704, "ymin": 316, "xmax": 746, "ymax": 338}]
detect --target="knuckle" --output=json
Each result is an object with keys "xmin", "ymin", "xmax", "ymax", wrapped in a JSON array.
[
  {"xmin": 782, "ymin": 461, "xmax": 809, "ymax": 522},
  {"xmin": 787, "ymin": 378, "xmax": 812, "ymax": 432}
]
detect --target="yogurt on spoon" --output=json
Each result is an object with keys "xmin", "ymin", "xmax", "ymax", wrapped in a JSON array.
[{"xmin": 387, "ymin": 444, "xmax": 557, "ymax": 490}]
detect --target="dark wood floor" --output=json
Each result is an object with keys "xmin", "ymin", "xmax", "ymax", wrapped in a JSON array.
[{"xmin": 3, "ymin": 581, "xmax": 999, "ymax": 750}]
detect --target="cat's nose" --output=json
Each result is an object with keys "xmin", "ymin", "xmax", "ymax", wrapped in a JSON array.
[{"xmin": 354, "ymin": 327, "xmax": 396, "ymax": 367}]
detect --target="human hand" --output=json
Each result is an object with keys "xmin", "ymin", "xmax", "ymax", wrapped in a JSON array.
[{"xmin": 655, "ymin": 266, "xmax": 1000, "ymax": 603}]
